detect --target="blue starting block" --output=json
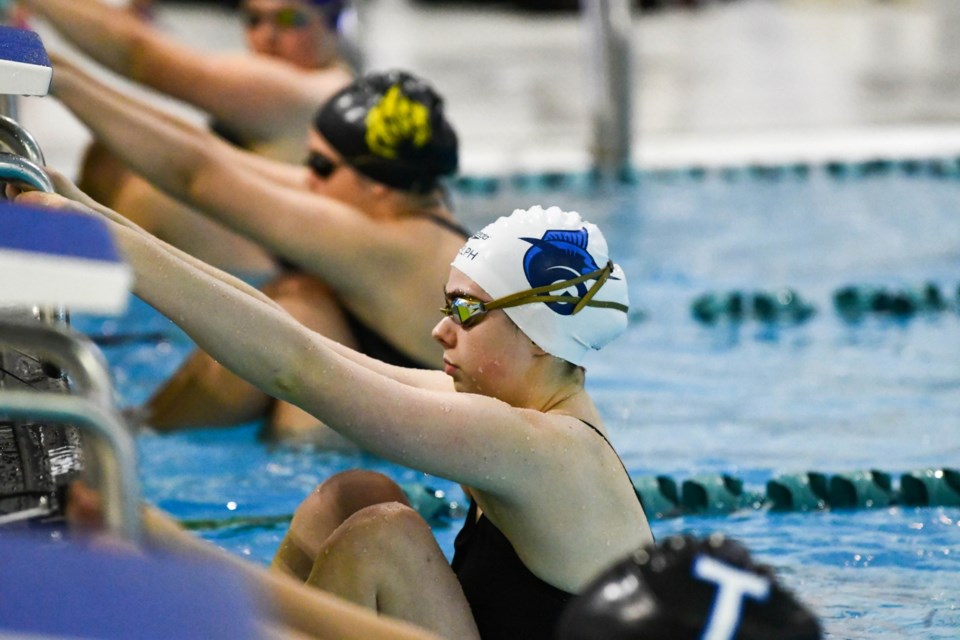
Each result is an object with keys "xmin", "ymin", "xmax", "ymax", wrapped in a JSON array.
[
  {"xmin": 0, "ymin": 202, "xmax": 132, "ymax": 315},
  {"xmin": 0, "ymin": 25, "xmax": 52, "ymax": 96},
  {"xmin": 0, "ymin": 532, "xmax": 261, "ymax": 639}
]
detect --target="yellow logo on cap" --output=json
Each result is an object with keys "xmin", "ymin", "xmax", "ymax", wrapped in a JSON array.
[{"xmin": 365, "ymin": 85, "xmax": 432, "ymax": 159}]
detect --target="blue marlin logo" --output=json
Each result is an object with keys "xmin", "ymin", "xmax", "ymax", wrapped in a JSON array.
[{"xmin": 521, "ymin": 228, "xmax": 603, "ymax": 316}]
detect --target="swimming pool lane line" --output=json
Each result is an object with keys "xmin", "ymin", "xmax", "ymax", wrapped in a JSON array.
[
  {"xmin": 176, "ymin": 467, "xmax": 960, "ymax": 533},
  {"xmin": 451, "ymin": 155, "xmax": 960, "ymax": 196},
  {"xmin": 690, "ymin": 282, "xmax": 960, "ymax": 326}
]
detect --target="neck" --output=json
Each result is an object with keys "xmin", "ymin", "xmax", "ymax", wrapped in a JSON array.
[
  {"xmin": 386, "ymin": 190, "xmax": 449, "ymax": 220},
  {"xmin": 536, "ymin": 367, "xmax": 586, "ymax": 414},
  {"xmin": 504, "ymin": 358, "xmax": 585, "ymax": 414}
]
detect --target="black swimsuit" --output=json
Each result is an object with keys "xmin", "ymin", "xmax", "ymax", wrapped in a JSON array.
[
  {"xmin": 338, "ymin": 212, "xmax": 470, "ymax": 368},
  {"xmin": 450, "ymin": 421, "xmax": 642, "ymax": 640}
]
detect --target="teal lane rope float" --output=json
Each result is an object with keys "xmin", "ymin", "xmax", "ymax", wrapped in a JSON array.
[
  {"xmin": 691, "ymin": 289, "xmax": 816, "ymax": 325},
  {"xmin": 635, "ymin": 468, "xmax": 960, "ymax": 518},
  {"xmin": 450, "ymin": 154, "xmax": 960, "ymax": 195},
  {"xmin": 689, "ymin": 281, "xmax": 958, "ymax": 326},
  {"xmin": 178, "ymin": 468, "xmax": 960, "ymax": 533},
  {"xmin": 833, "ymin": 281, "xmax": 954, "ymax": 321}
]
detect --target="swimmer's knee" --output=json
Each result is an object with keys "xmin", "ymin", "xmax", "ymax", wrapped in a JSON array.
[
  {"xmin": 335, "ymin": 502, "xmax": 430, "ymax": 549},
  {"xmin": 311, "ymin": 469, "xmax": 408, "ymax": 513},
  {"xmin": 295, "ymin": 470, "xmax": 410, "ymax": 523}
]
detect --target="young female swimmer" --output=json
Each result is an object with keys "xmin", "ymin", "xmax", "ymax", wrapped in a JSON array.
[{"xmin": 18, "ymin": 181, "xmax": 653, "ymax": 640}]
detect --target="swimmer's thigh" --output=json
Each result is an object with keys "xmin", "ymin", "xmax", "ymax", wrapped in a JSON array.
[{"xmin": 308, "ymin": 502, "xmax": 479, "ymax": 640}]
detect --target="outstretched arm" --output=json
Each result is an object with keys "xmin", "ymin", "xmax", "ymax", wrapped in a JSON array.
[
  {"xmin": 26, "ymin": 179, "xmax": 444, "ymax": 389},
  {"xmin": 21, "ymin": 0, "xmax": 350, "ymax": 143},
  {"xmin": 17, "ymin": 189, "xmax": 554, "ymax": 493},
  {"xmin": 50, "ymin": 55, "xmax": 396, "ymax": 291}
]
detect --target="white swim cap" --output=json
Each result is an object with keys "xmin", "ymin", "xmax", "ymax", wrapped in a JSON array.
[{"xmin": 451, "ymin": 205, "xmax": 629, "ymax": 365}]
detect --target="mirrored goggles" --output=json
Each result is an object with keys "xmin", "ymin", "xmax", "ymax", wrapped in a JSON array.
[
  {"xmin": 440, "ymin": 260, "xmax": 628, "ymax": 329},
  {"xmin": 244, "ymin": 6, "xmax": 310, "ymax": 29}
]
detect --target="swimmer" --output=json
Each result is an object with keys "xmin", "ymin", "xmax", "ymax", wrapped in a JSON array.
[
  {"xmin": 558, "ymin": 534, "xmax": 823, "ymax": 640},
  {"xmin": 19, "ymin": 182, "xmax": 653, "ymax": 640},
  {"xmin": 20, "ymin": 0, "xmax": 355, "ymax": 275},
  {"xmin": 48, "ymin": 57, "xmax": 467, "ymax": 446},
  {"xmin": 21, "ymin": 0, "xmax": 353, "ymax": 159}
]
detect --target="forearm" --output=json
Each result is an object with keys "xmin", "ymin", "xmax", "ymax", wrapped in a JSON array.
[
  {"xmin": 24, "ymin": 0, "xmax": 154, "ymax": 78},
  {"xmin": 47, "ymin": 171, "xmax": 281, "ymax": 312},
  {"xmin": 52, "ymin": 57, "xmax": 240, "ymax": 217}
]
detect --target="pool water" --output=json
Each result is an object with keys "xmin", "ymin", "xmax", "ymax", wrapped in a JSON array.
[{"xmin": 76, "ymin": 163, "xmax": 960, "ymax": 639}]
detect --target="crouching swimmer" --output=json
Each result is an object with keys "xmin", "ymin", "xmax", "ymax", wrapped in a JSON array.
[
  {"xmin": 557, "ymin": 534, "xmax": 823, "ymax": 640},
  {"xmin": 16, "ymin": 181, "xmax": 652, "ymax": 640}
]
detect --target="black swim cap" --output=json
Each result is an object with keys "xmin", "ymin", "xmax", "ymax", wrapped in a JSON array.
[
  {"xmin": 313, "ymin": 70, "xmax": 458, "ymax": 193},
  {"xmin": 557, "ymin": 535, "xmax": 823, "ymax": 640},
  {"xmin": 307, "ymin": 0, "xmax": 347, "ymax": 31}
]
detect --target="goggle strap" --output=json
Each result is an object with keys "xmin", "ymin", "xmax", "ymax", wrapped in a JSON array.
[
  {"xmin": 493, "ymin": 295, "xmax": 628, "ymax": 313},
  {"xmin": 572, "ymin": 261, "xmax": 613, "ymax": 314},
  {"xmin": 485, "ymin": 260, "xmax": 627, "ymax": 315}
]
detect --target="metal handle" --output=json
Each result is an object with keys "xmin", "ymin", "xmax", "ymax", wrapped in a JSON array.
[
  {"xmin": 0, "ymin": 320, "xmax": 141, "ymax": 542},
  {"xmin": 0, "ymin": 113, "xmax": 45, "ymax": 165},
  {"xmin": 0, "ymin": 150, "xmax": 53, "ymax": 192}
]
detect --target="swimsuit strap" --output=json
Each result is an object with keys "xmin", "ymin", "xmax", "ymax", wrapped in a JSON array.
[
  {"xmin": 415, "ymin": 210, "xmax": 471, "ymax": 238},
  {"xmin": 579, "ymin": 419, "xmax": 644, "ymax": 508}
]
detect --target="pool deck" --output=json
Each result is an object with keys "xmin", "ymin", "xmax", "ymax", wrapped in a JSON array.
[{"xmin": 22, "ymin": 0, "xmax": 960, "ymax": 176}]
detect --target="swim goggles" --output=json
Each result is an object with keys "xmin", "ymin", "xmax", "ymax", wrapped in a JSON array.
[
  {"xmin": 305, "ymin": 150, "xmax": 343, "ymax": 179},
  {"xmin": 244, "ymin": 6, "xmax": 310, "ymax": 29},
  {"xmin": 441, "ymin": 260, "xmax": 628, "ymax": 328}
]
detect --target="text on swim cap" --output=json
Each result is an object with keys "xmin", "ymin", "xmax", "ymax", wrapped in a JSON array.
[
  {"xmin": 693, "ymin": 555, "xmax": 771, "ymax": 640},
  {"xmin": 458, "ymin": 245, "xmax": 479, "ymax": 261}
]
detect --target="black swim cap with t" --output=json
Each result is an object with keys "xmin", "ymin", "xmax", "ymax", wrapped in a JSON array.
[
  {"xmin": 313, "ymin": 70, "xmax": 458, "ymax": 193},
  {"xmin": 557, "ymin": 535, "xmax": 823, "ymax": 640}
]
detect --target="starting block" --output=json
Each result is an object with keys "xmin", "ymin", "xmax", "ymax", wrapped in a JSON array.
[
  {"xmin": 0, "ymin": 25, "xmax": 51, "ymax": 96},
  {"xmin": 0, "ymin": 532, "xmax": 261, "ymax": 639},
  {"xmin": 0, "ymin": 202, "xmax": 132, "ymax": 315}
]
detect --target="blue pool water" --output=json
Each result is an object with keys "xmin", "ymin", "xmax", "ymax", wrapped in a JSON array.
[{"xmin": 77, "ymin": 163, "xmax": 959, "ymax": 639}]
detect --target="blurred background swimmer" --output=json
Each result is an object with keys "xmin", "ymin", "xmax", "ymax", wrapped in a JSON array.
[
  {"xmin": 18, "ymin": 0, "xmax": 355, "ymax": 277},
  {"xmin": 558, "ymin": 534, "xmax": 823, "ymax": 640},
  {"xmin": 49, "ymin": 56, "xmax": 467, "ymax": 446}
]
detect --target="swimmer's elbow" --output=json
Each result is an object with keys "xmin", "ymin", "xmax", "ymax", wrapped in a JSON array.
[
  {"xmin": 182, "ymin": 145, "xmax": 225, "ymax": 202},
  {"xmin": 265, "ymin": 336, "xmax": 315, "ymax": 404},
  {"xmin": 126, "ymin": 29, "xmax": 155, "ymax": 82}
]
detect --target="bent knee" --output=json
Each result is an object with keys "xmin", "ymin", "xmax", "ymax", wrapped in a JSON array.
[
  {"xmin": 334, "ymin": 502, "xmax": 431, "ymax": 549},
  {"xmin": 295, "ymin": 470, "xmax": 409, "ymax": 523},
  {"xmin": 318, "ymin": 470, "xmax": 409, "ymax": 507}
]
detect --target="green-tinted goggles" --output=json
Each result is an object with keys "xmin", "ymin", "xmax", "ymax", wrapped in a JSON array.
[
  {"xmin": 440, "ymin": 260, "xmax": 628, "ymax": 329},
  {"xmin": 244, "ymin": 7, "xmax": 310, "ymax": 29}
]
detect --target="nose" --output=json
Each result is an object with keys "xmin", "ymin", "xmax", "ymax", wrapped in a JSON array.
[{"xmin": 432, "ymin": 316, "xmax": 456, "ymax": 348}]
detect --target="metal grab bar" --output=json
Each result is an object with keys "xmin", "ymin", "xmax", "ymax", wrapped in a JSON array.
[
  {"xmin": 0, "ymin": 114, "xmax": 46, "ymax": 165},
  {"xmin": 0, "ymin": 151, "xmax": 53, "ymax": 192},
  {"xmin": 0, "ymin": 320, "xmax": 141, "ymax": 542}
]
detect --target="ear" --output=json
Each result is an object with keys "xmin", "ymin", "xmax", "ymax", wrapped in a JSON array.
[{"xmin": 368, "ymin": 181, "xmax": 391, "ymax": 198}]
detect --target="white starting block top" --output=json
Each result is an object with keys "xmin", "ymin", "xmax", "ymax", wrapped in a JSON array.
[
  {"xmin": 0, "ymin": 202, "xmax": 132, "ymax": 315},
  {"xmin": 0, "ymin": 25, "xmax": 52, "ymax": 96}
]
